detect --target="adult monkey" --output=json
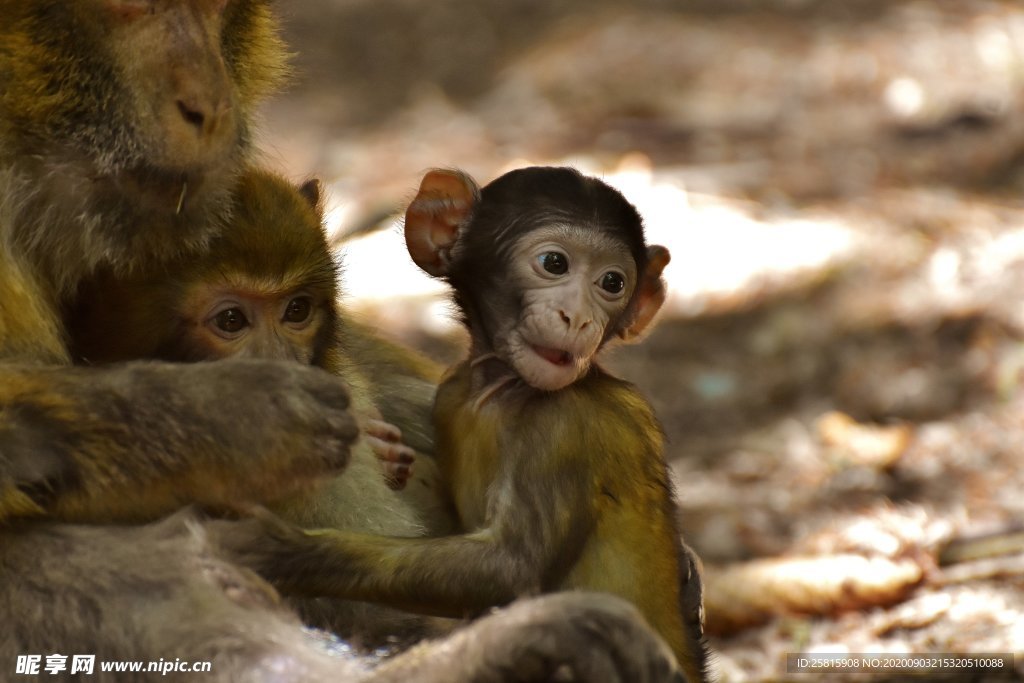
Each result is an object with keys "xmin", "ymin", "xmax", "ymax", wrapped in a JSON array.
[
  {"xmin": 0, "ymin": 0, "xmax": 358, "ymax": 523},
  {"xmin": 0, "ymin": 1, "xmax": 682, "ymax": 680}
]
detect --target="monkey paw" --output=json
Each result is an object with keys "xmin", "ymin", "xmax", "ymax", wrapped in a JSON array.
[
  {"xmin": 202, "ymin": 505, "xmax": 321, "ymax": 581},
  {"xmin": 90, "ymin": 359, "xmax": 359, "ymax": 506},
  {"xmin": 212, "ymin": 359, "xmax": 360, "ymax": 469},
  {"xmin": 0, "ymin": 400, "xmax": 90, "ymax": 521},
  {"xmin": 377, "ymin": 592, "xmax": 683, "ymax": 683},
  {"xmin": 362, "ymin": 418, "xmax": 416, "ymax": 490}
]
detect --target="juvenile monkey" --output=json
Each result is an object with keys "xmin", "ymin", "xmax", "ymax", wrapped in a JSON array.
[
  {"xmin": 228, "ymin": 167, "xmax": 709, "ymax": 682},
  {"xmin": 0, "ymin": 2, "xmax": 682, "ymax": 680},
  {"xmin": 68, "ymin": 169, "xmax": 418, "ymax": 492},
  {"xmin": 66, "ymin": 167, "xmax": 452, "ymax": 646}
]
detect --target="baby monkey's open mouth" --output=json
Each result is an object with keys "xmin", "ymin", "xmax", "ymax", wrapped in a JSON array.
[{"xmin": 532, "ymin": 345, "xmax": 573, "ymax": 367}]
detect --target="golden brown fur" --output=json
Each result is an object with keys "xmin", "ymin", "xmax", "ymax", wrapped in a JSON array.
[
  {"xmin": 0, "ymin": 3, "xmax": 685, "ymax": 680},
  {"xmin": 66, "ymin": 168, "xmax": 449, "ymax": 645},
  {"xmin": 219, "ymin": 167, "xmax": 706, "ymax": 681},
  {"xmin": 0, "ymin": 0, "xmax": 351, "ymax": 525}
]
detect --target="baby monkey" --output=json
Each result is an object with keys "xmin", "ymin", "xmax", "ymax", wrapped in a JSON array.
[
  {"xmin": 241, "ymin": 166, "xmax": 708, "ymax": 682},
  {"xmin": 67, "ymin": 169, "xmax": 415, "ymax": 491},
  {"xmin": 407, "ymin": 166, "xmax": 707, "ymax": 681}
]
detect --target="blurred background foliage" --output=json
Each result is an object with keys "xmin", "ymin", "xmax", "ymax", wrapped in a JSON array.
[{"xmin": 264, "ymin": 2, "xmax": 1024, "ymax": 679}]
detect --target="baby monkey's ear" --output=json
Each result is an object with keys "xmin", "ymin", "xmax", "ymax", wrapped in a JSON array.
[
  {"xmin": 404, "ymin": 169, "xmax": 480, "ymax": 277},
  {"xmin": 619, "ymin": 245, "xmax": 671, "ymax": 342},
  {"xmin": 298, "ymin": 178, "xmax": 322, "ymax": 212}
]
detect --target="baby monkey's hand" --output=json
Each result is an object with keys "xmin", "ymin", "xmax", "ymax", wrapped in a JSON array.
[{"xmin": 363, "ymin": 418, "xmax": 416, "ymax": 490}]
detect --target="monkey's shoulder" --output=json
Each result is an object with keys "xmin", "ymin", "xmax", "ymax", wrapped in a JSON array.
[
  {"xmin": 444, "ymin": 363, "xmax": 663, "ymax": 465},
  {"xmin": 555, "ymin": 368, "xmax": 661, "ymax": 438}
]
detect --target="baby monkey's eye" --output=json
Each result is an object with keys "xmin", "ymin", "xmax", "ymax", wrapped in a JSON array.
[
  {"xmin": 214, "ymin": 308, "xmax": 248, "ymax": 333},
  {"xmin": 539, "ymin": 251, "xmax": 569, "ymax": 275},
  {"xmin": 599, "ymin": 271, "xmax": 626, "ymax": 295},
  {"xmin": 284, "ymin": 296, "xmax": 312, "ymax": 323}
]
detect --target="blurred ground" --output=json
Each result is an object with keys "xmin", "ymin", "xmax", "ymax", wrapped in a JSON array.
[{"xmin": 262, "ymin": 1, "xmax": 1024, "ymax": 680}]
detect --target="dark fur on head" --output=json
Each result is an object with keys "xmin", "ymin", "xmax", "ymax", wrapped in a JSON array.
[{"xmin": 446, "ymin": 166, "xmax": 651, "ymax": 342}]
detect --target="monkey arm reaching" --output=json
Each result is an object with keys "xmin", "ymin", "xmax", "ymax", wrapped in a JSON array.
[
  {"xmin": 218, "ymin": 368, "xmax": 666, "ymax": 618},
  {"xmin": 216, "ymin": 365, "xmax": 707, "ymax": 680},
  {"xmin": 0, "ymin": 360, "xmax": 358, "ymax": 523},
  {"xmin": 219, "ymin": 412, "xmax": 594, "ymax": 618},
  {"xmin": 5, "ymin": 507, "xmax": 682, "ymax": 683}
]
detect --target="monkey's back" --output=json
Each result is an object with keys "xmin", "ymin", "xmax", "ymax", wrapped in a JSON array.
[{"xmin": 556, "ymin": 373, "xmax": 695, "ymax": 671}]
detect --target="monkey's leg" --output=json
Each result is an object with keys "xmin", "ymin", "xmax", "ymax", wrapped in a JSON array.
[
  {"xmin": 3, "ymin": 515, "xmax": 680, "ymax": 682},
  {"xmin": 366, "ymin": 593, "xmax": 682, "ymax": 683},
  {"xmin": 0, "ymin": 359, "xmax": 358, "ymax": 523},
  {"xmin": 0, "ymin": 513, "xmax": 372, "ymax": 683}
]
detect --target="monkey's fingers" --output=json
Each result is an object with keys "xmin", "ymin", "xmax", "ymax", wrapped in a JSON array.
[
  {"xmin": 365, "ymin": 435, "xmax": 417, "ymax": 465},
  {"xmin": 384, "ymin": 463, "xmax": 413, "ymax": 491},
  {"xmin": 0, "ymin": 434, "xmax": 78, "ymax": 521},
  {"xmin": 205, "ymin": 506, "xmax": 312, "ymax": 573},
  {"xmin": 364, "ymin": 433, "xmax": 416, "ymax": 489},
  {"xmin": 366, "ymin": 437, "xmax": 417, "ymax": 465},
  {"xmin": 15, "ymin": 360, "xmax": 361, "ymax": 522},
  {"xmin": 363, "ymin": 418, "xmax": 403, "ymax": 443}
]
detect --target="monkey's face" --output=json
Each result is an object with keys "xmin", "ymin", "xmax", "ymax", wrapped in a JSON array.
[
  {"xmin": 8, "ymin": 1, "xmax": 249, "ymax": 178},
  {"xmin": 403, "ymin": 166, "xmax": 670, "ymax": 390},
  {"xmin": 103, "ymin": 0, "xmax": 241, "ymax": 174},
  {"xmin": 179, "ymin": 283, "xmax": 329, "ymax": 364},
  {"xmin": 494, "ymin": 225, "xmax": 637, "ymax": 392}
]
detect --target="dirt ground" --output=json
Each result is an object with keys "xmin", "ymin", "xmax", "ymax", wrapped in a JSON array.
[{"xmin": 263, "ymin": 2, "xmax": 1024, "ymax": 680}]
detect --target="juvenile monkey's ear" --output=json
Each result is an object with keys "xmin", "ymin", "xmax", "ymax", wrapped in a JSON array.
[
  {"xmin": 298, "ymin": 179, "xmax": 322, "ymax": 211},
  {"xmin": 404, "ymin": 169, "xmax": 479, "ymax": 277},
  {"xmin": 619, "ymin": 245, "xmax": 671, "ymax": 341}
]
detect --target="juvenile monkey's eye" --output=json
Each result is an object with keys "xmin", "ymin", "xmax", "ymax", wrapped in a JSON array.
[
  {"xmin": 539, "ymin": 251, "xmax": 568, "ymax": 275},
  {"xmin": 284, "ymin": 296, "xmax": 312, "ymax": 323},
  {"xmin": 599, "ymin": 271, "xmax": 626, "ymax": 295},
  {"xmin": 214, "ymin": 308, "xmax": 248, "ymax": 333}
]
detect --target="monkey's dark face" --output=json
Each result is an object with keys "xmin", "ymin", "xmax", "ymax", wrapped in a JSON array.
[
  {"xmin": 490, "ymin": 225, "xmax": 637, "ymax": 391},
  {"xmin": 178, "ymin": 279, "xmax": 329, "ymax": 364},
  {"xmin": 404, "ymin": 166, "xmax": 671, "ymax": 392}
]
